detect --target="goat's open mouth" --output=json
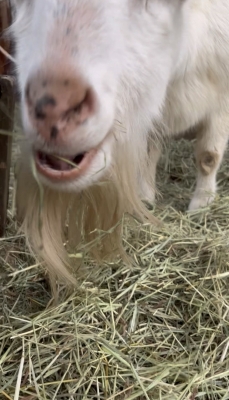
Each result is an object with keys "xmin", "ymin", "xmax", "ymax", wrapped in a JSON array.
[{"xmin": 35, "ymin": 147, "xmax": 98, "ymax": 181}]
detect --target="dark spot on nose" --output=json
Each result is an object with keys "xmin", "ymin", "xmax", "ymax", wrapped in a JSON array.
[
  {"xmin": 42, "ymin": 80, "xmax": 47, "ymax": 87},
  {"xmin": 35, "ymin": 95, "xmax": 56, "ymax": 119},
  {"xmin": 50, "ymin": 126, "xmax": 59, "ymax": 139},
  {"xmin": 64, "ymin": 80, "xmax": 69, "ymax": 86}
]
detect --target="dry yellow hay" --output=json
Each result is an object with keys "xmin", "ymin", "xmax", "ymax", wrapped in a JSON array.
[{"xmin": 0, "ymin": 112, "xmax": 229, "ymax": 399}]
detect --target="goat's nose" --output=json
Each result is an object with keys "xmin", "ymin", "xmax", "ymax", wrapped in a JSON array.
[{"xmin": 25, "ymin": 71, "xmax": 96, "ymax": 142}]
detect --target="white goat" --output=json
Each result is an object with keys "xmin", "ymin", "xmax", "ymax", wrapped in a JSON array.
[{"xmin": 10, "ymin": 0, "xmax": 229, "ymax": 285}]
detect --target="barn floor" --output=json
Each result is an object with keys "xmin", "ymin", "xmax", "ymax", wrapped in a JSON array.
[{"xmin": 0, "ymin": 114, "xmax": 229, "ymax": 399}]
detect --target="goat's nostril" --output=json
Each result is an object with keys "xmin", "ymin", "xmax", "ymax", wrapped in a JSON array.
[
  {"xmin": 35, "ymin": 95, "xmax": 56, "ymax": 119},
  {"xmin": 62, "ymin": 100, "xmax": 84, "ymax": 120},
  {"xmin": 27, "ymin": 72, "xmax": 96, "ymax": 141},
  {"xmin": 35, "ymin": 109, "xmax": 46, "ymax": 120},
  {"xmin": 62, "ymin": 90, "xmax": 92, "ymax": 121},
  {"xmin": 73, "ymin": 101, "xmax": 84, "ymax": 114},
  {"xmin": 50, "ymin": 126, "xmax": 59, "ymax": 140}
]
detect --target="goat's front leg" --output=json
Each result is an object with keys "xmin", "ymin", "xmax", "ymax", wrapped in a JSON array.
[
  {"xmin": 139, "ymin": 142, "xmax": 161, "ymax": 204},
  {"xmin": 189, "ymin": 113, "xmax": 229, "ymax": 211}
]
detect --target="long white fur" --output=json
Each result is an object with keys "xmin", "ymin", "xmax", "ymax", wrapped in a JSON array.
[{"xmin": 9, "ymin": 0, "xmax": 229, "ymax": 286}]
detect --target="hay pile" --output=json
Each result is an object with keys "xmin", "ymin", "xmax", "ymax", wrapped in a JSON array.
[{"xmin": 1, "ymin": 125, "xmax": 229, "ymax": 399}]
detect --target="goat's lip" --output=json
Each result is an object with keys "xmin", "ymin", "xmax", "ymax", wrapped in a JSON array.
[{"xmin": 35, "ymin": 147, "xmax": 98, "ymax": 181}]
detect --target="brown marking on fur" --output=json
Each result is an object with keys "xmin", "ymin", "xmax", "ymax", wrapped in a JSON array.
[
  {"xmin": 199, "ymin": 151, "xmax": 219, "ymax": 175},
  {"xmin": 206, "ymin": 67, "xmax": 218, "ymax": 88}
]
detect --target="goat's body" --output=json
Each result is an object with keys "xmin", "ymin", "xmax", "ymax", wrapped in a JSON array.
[
  {"xmin": 13, "ymin": 0, "xmax": 229, "ymax": 285},
  {"xmin": 165, "ymin": 1, "xmax": 229, "ymax": 135},
  {"xmin": 143, "ymin": 0, "xmax": 229, "ymax": 208}
]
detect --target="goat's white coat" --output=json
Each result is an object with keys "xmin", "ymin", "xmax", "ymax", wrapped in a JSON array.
[{"xmin": 11, "ymin": 0, "xmax": 229, "ymax": 285}]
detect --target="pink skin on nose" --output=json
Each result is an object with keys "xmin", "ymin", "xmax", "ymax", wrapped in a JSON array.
[
  {"xmin": 25, "ymin": 65, "xmax": 99, "ymax": 181},
  {"xmin": 26, "ymin": 70, "xmax": 96, "ymax": 144}
]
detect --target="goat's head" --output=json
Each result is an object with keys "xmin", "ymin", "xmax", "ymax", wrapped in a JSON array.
[{"xmin": 11, "ymin": 0, "xmax": 186, "ymax": 191}]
